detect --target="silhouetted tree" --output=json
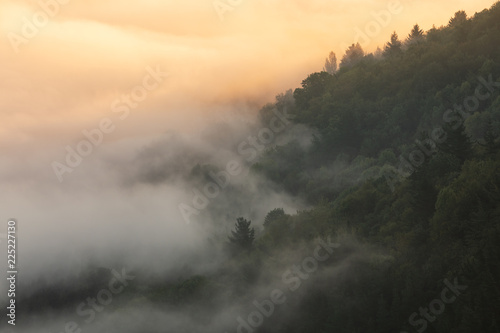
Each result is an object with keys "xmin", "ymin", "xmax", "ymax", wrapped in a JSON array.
[
  {"xmin": 264, "ymin": 208, "xmax": 286, "ymax": 227},
  {"xmin": 406, "ymin": 24, "xmax": 424, "ymax": 46},
  {"xmin": 323, "ymin": 51, "xmax": 338, "ymax": 74},
  {"xmin": 340, "ymin": 43, "xmax": 364, "ymax": 68},
  {"xmin": 408, "ymin": 24, "xmax": 424, "ymax": 40},
  {"xmin": 229, "ymin": 217, "xmax": 255, "ymax": 251},
  {"xmin": 384, "ymin": 31, "xmax": 402, "ymax": 56},
  {"xmin": 449, "ymin": 10, "xmax": 469, "ymax": 42},
  {"xmin": 449, "ymin": 10, "xmax": 467, "ymax": 26},
  {"xmin": 293, "ymin": 71, "xmax": 333, "ymax": 111}
]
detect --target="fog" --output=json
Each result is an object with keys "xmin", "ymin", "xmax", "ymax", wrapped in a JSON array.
[
  {"xmin": 0, "ymin": 103, "xmax": 302, "ymax": 275},
  {"xmin": 1, "ymin": 0, "xmax": 496, "ymax": 332},
  {"xmin": 0, "ymin": 76, "xmax": 391, "ymax": 330},
  {"xmin": 0, "ymin": 98, "xmax": 381, "ymax": 332}
]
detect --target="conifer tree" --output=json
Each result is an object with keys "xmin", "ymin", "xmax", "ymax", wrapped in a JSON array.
[
  {"xmin": 228, "ymin": 217, "xmax": 255, "ymax": 251},
  {"xmin": 323, "ymin": 51, "xmax": 338, "ymax": 74}
]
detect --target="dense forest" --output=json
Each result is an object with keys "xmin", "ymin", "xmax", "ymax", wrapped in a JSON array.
[{"xmin": 13, "ymin": 3, "xmax": 500, "ymax": 333}]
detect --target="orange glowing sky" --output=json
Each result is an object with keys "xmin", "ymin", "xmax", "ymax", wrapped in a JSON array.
[{"xmin": 0, "ymin": 0, "xmax": 497, "ymax": 149}]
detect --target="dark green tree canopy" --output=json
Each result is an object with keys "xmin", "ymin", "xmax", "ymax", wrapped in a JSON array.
[
  {"xmin": 449, "ymin": 10, "xmax": 467, "ymax": 26},
  {"xmin": 407, "ymin": 24, "xmax": 424, "ymax": 45},
  {"xmin": 340, "ymin": 43, "xmax": 365, "ymax": 68},
  {"xmin": 438, "ymin": 122, "xmax": 474, "ymax": 163},
  {"xmin": 264, "ymin": 208, "xmax": 286, "ymax": 227},
  {"xmin": 228, "ymin": 217, "xmax": 255, "ymax": 251},
  {"xmin": 384, "ymin": 31, "xmax": 402, "ymax": 56},
  {"xmin": 293, "ymin": 71, "xmax": 333, "ymax": 110},
  {"xmin": 408, "ymin": 24, "xmax": 424, "ymax": 39}
]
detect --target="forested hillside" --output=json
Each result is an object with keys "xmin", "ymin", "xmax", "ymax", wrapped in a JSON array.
[
  {"xmin": 249, "ymin": 4, "xmax": 500, "ymax": 332},
  {"xmin": 14, "ymin": 3, "xmax": 500, "ymax": 333}
]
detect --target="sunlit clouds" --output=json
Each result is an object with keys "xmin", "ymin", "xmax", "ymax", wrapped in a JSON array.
[{"xmin": 0, "ymin": 0, "xmax": 496, "ymax": 148}]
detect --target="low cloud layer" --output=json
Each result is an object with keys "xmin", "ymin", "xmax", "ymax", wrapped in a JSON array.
[{"xmin": 0, "ymin": 0, "xmax": 497, "ymax": 331}]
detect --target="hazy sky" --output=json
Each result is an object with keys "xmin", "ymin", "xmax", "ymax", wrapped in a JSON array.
[{"xmin": 0, "ymin": 0, "xmax": 496, "ymax": 151}]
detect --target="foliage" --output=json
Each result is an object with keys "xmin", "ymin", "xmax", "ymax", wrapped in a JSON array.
[
  {"xmin": 228, "ymin": 217, "xmax": 255, "ymax": 251},
  {"xmin": 17, "ymin": 4, "xmax": 500, "ymax": 333},
  {"xmin": 324, "ymin": 51, "xmax": 338, "ymax": 74}
]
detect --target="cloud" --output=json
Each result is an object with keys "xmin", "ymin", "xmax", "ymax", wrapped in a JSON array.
[
  {"xmin": 0, "ymin": 0, "xmax": 495, "ymax": 148},
  {"xmin": 0, "ymin": 0, "xmax": 497, "ymax": 330}
]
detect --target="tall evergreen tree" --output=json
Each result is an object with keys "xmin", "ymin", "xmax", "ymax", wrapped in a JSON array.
[
  {"xmin": 449, "ymin": 10, "xmax": 467, "ymax": 27},
  {"xmin": 340, "ymin": 43, "xmax": 364, "ymax": 68},
  {"xmin": 228, "ymin": 217, "xmax": 255, "ymax": 251},
  {"xmin": 449, "ymin": 10, "xmax": 469, "ymax": 42},
  {"xmin": 323, "ymin": 51, "xmax": 338, "ymax": 74},
  {"xmin": 407, "ymin": 24, "xmax": 424, "ymax": 45},
  {"xmin": 479, "ymin": 119, "xmax": 500, "ymax": 155},
  {"xmin": 438, "ymin": 122, "xmax": 474, "ymax": 163},
  {"xmin": 384, "ymin": 31, "xmax": 402, "ymax": 56}
]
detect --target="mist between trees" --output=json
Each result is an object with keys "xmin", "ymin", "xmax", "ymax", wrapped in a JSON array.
[
  {"xmin": 5, "ymin": 3, "xmax": 500, "ymax": 333},
  {"xmin": 178, "ymin": 106, "xmax": 293, "ymax": 225}
]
